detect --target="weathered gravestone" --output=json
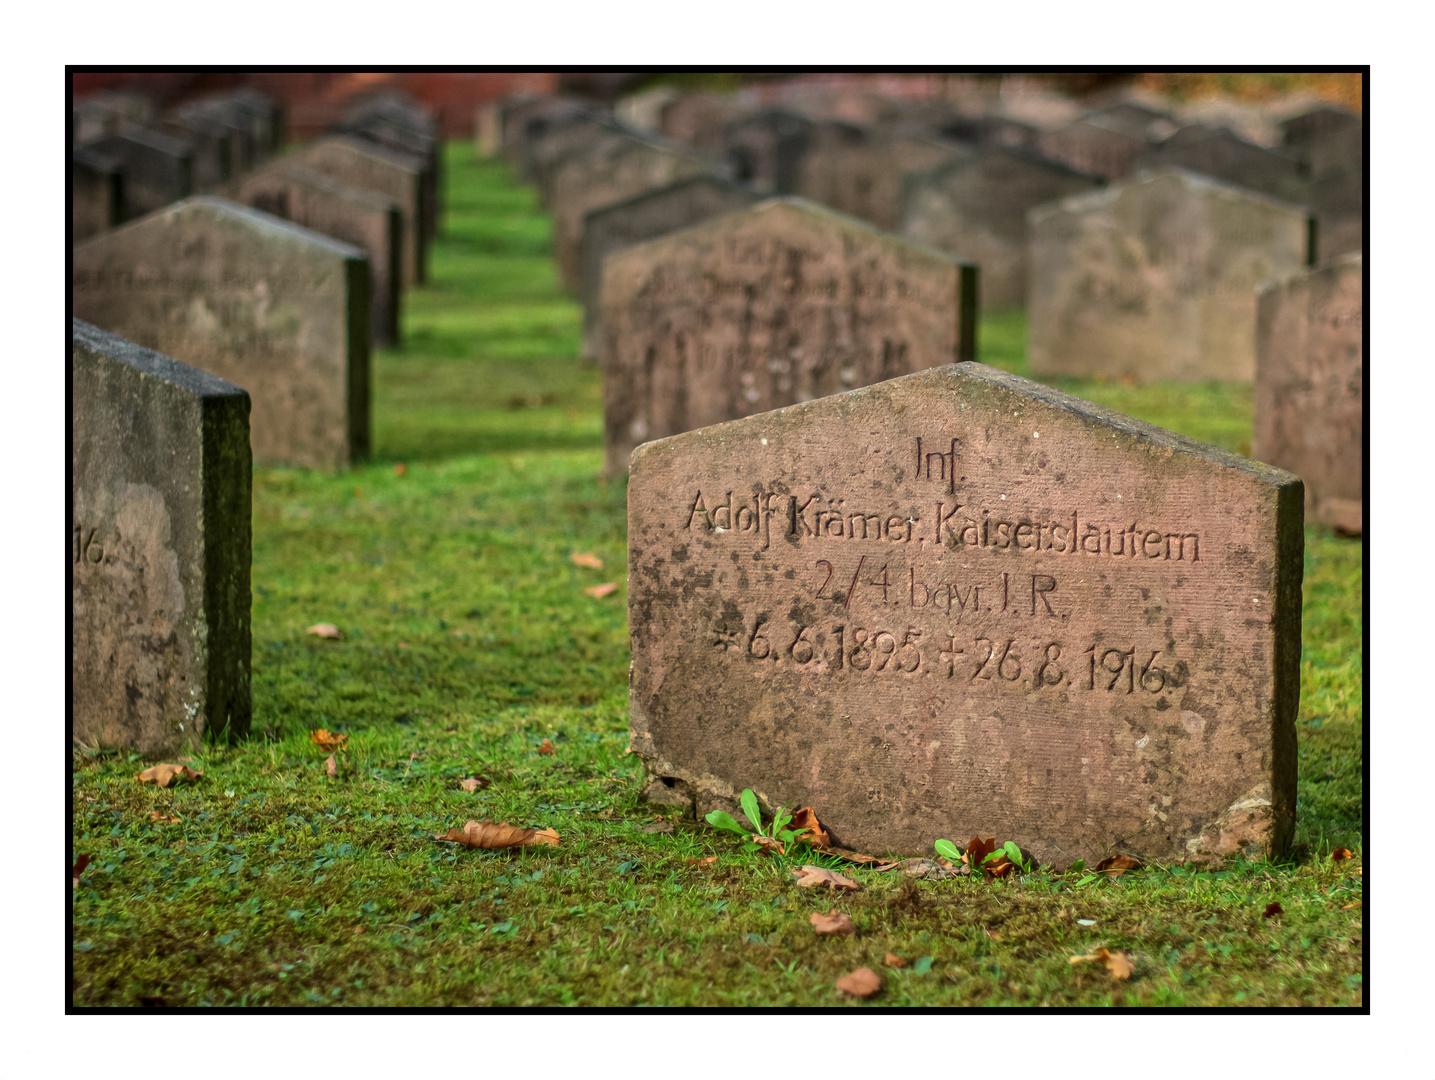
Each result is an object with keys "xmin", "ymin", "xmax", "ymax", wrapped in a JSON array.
[
  {"xmin": 900, "ymin": 145, "xmax": 1103, "ymax": 309},
  {"xmin": 155, "ymin": 114, "xmax": 234, "ymax": 190},
  {"xmin": 72, "ymin": 319, "xmax": 252, "ymax": 755},
  {"xmin": 549, "ymin": 131, "xmax": 715, "ymax": 294},
  {"xmin": 1254, "ymin": 253, "xmax": 1363, "ymax": 534},
  {"xmin": 171, "ymin": 99, "xmax": 256, "ymax": 177},
  {"xmin": 292, "ymin": 136, "xmax": 427, "ymax": 285},
  {"xmin": 723, "ymin": 108, "xmax": 815, "ymax": 194},
  {"xmin": 794, "ymin": 128, "xmax": 965, "ymax": 232},
  {"xmin": 228, "ymin": 159, "xmax": 403, "ymax": 347},
  {"xmin": 601, "ymin": 197, "xmax": 977, "ymax": 475},
  {"xmin": 627, "ymin": 361, "xmax": 1303, "ymax": 863},
  {"xmin": 660, "ymin": 93, "xmax": 750, "ymax": 158},
  {"xmin": 79, "ymin": 126, "xmax": 193, "ymax": 218},
  {"xmin": 333, "ymin": 106, "xmax": 441, "ymax": 243},
  {"xmin": 72, "ymin": 146, "xmax": 125, "ymax": 241},
  {"xmin": 524, "ymin": 110, "xmax": 621, "ymax": 199},
  {"xmin": 1144, "ymin": 125, "xmax": 1308, "ymax": 203},
  {"xmin": 580, "ymin": 174, "xmax": 759, "ymax": 358},
  {"xmin": 1035, "ymin": 116, "xmax": 1150, "ymax": 182},
  {"xmin": 72, "ymin": 196, "xmax": 371, "ymax": 471},
  {"xmin": 1028, "ymin": 169, "xmax": 1312, "ymax": 382}
]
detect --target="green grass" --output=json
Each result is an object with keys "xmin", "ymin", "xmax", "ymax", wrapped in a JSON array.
[{"xmin": 71, "ymin": 142, "xmax": 1364, "ymax": 1008}]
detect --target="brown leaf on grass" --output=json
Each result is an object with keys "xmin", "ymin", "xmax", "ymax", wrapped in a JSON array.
[
  {"xmin": 836, "ymin": 967, "xmax": 881, "ymax": 996},
  {"xmin": 750, "ymin": 835, "xmax": 785, "ymax": 855},
  {"xmin": 306, "ymin": 623, "xmax": 344, "ymax": 639},
  {"xmin": 72, "ymin": 854, "xmax": 90, "ymax": 887},
  {"xmin": 325, "ymin": 754, "xmax": 338, "ymax": 778},
  {"xmin": 537, "ymin": 738, "xmax": 556, "ymax": 756},
  {"xmin": 883, "ymin": 952, "xmax": 907, "ymax": 969},
  {"xmin": 642, "ymin": 821, "xmax": 674, "ymax": 834},
  {"xmin": 394, "ymin": 463, "xmax": 407, "ymax": 476},
  {"xmin": 570, "ymin": 551, "xmax": 603, "ymax": 569},
  {"xmin": 1340, "ymin": 900, "xmax": 1362, "ymax": 910},
  {"xmin": 1069, "ymin": 947, "xmax": 1135, "ymax": 980},
  {"xmin": 434, "ymin": 820, "xmax": 561, "ymax": 849},
  {"xmin": 148, "ymin": 812, "xmax": 182, "ymax": 823},
  {"xmin": 964, "ymin": 836, "xmax": 996, "ymax": 870},
  {"xmin": 309, "ymin": 729, "xmax": 348, "ymax": 753},
  {"xmin": 790, "ymin": 806, "xmax": 829, "ymax": 848},
  {"xmin": 584, "ymin": 582, "xmax": 618, "ymax": 598},
  {"xmin": 684, "ymin": 856, "xmax": 718, "ymax": 867},
  {"xmin": 1263, "ymin": 902, "xmax": 1284, "ymax": 918},
  {"xmin": 1094, "ymin": 854, "xmax": 1143, "ymax": 877},
  {"xmin": 1331, "ymin": 847, "xmax": 1353, "ymax": 861},
  {"xmin": 792, "ymin": 865, "xmax": 861, "ymax": 891},
  {"xmin": 986, "ymin": 856, "xmax": 1017, "ymax": 879},
  {"xmin": 810, "ymin": 909, "xmax": 855, "ymax": 936},
  {"xmin": 459, "ymin": 777, "xmax": 490, "ymax": 793},
  {"xmin": 135, "ymin": 764, "xmax": 203, "ymax": 787},
  {"xmin": 816, "ymin": 847, "xmax": 893, "ymax": 869}
]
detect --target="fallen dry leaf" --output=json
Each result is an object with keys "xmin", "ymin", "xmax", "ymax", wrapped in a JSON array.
[
  {"xmin": 325, "ymin": 754, "xmax": 338, "ymax": 778},
  {"xmin": 792, "ymin": 865, "xmax": 861, "ymax": 891},
  {"xmin": 790, "ymin": 806, "xmax": 830, "ymax": 848},
  {"xmin": 147, "ymin": 812, "xmax": 182, "ymax": 823},
  {"xmin": 394, "ymin": 463, "xmax": 407, "ymax": 476},
  {"xmin": 434, "ymin": 820, "xmax": 561, "ymax": 849},
  {"xmin": 836, "ymin": 967, "xmax": 881, "ymax": 996},
  {"xmin": 570, "ymin": 551, "xmax": 603, "ymax": 569},
  {"xmin": 537, "ymin": 738, "xmax": 556, "ymax": 756},
  {"xmin": 135, "ymin": 763, "xmax": 203, "ymax": 788},
  {"xmin": 750, "ymin": 835, "xmax": 785, "ymax": 855},
  {"xmin": 1341, "ymin": 900, "xmax": 1362, "ymax": 910},
  {"xmin": 684, "ymin": 856, "xmax": 719, "ymax": 867},
  {"xmin": 309, "ymin": 729, "xmax": 348, "ymax": 753},
  {"xmin": 1069, "ymin": 947, "xmax": 1135, "ymax": 980},
  {"xmin": 984, "ymin": 929, "xmax": 1004, "ymax": 942},
  {"xmin": 964, "ymin": 836, "xmax": 997, "ymax": 870},
  {"xmin": 883, "ymin": 952, "xmax": 907, "ymax": 969},
  {"xmin": 899, "ymin": 857, "xmax": 962, "ymax": 880},
  {"xmin": 810, "ymin": 909, "xmax": 855, "ymax": 936},
  {"xmin": 1263, "ymin": 902, "xmax": 1284, "ymax": 918},
  {"xmin": 816, "ymin": 847, "xmax": 892, "ymax": 868},
  {"xmin": 1331, "ymin": 847, "xmax": 1353, "ymax": 861},
  {"xmin": 397, "ymin": 641, "xmax": 410, "ymax": 650},
  {"xmin": 986, "ymin": 856, "xmax": 1017, "ymax": 879},
  {"xmin": 642, "ymin": 821, "xmax": 674, "ymax": 834},
  {"xmin": 584, "ymin": 582, "xmax": 618, "ymax": 599},
  {"xmin": 1094, "ymin": 854, "xmax": 1143, "ymax": 877},
  {"xmin": 459, "ymin": 777, "xmax": 490, "ymax": 793},
  {"xmin": 72, "ymin": 853, "xmax": 90, "ymax": 887},
  {"xmin": 306, "ymin": 623, "xmax": 344, "ymax": 639}
]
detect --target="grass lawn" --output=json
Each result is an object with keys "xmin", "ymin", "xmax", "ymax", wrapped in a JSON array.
[{"xmin": 70, "ymin": 142, "xmax": 1364, "ymax": 1008}]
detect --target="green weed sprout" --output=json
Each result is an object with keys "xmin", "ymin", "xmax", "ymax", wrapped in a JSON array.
[
  {"xmin": 933, "ymin": 838, "xmax": 1036, "ymax": 875},
  {"xmin": 706, "ymin": 789, "xmax": 806, "ymax": 850}
]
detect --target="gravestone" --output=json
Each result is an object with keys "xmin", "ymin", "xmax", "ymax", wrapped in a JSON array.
[
  {"xmin": 723, "ymin": 108, "xmax": 815, "ymax": 194},
  {"xmin": 156, "ymin": 114, "xmax": 233, "ymax": 190},
  {"xmin": 660, "ymin": 93, "xmax": 749, "ymax": 157},
  {"xmin": 72, "ymin": 146, "xmax": 125, "ymax": 241},
  {"xmin": 292, "ymin": 136, "xmax": 427, "ymax": 285},
  {"xmin": 72, "ymin": 196, "xmax": 371, "ymax": 471},
  {"xmin": 72, "ymin": 318, "xmax": 252, "ymax": 755},
  {"xmin": 1028, "ymin": 169, "xmax": 1312, "ymax": 382},
  {"xmin": 601, "ymin": 197, "xmax": 978, "ymax": 474},
  {"xmin": 228, "ymin": 159, "xmax": 403, "ymax": 347},
  {"xmin": 939, "ymin": 113, "xmax": 1042, "ymax": 152},
  {"xmin": 581, "ymin": 174, "xmax": 759, "ymax": 358},
  {"xmin": 1279, "ymin": 105, "xmax": 1362, "ymax": 161},
  {"xmin": 1304, "ymin": 121, "xmax": 1364, "ymax": 259},
  {"xmin": 172, "ymin": 98, "xmax": 256, "ymax": 176},
  {"xmin": 526, "ymin": 111, "xmax": 626, "ymax": 204},
  {"xmin": 334, "ymin": 112, "xmax": 440, "ymax": 243},
  {"xmin": 627, "ymin": 361, "xmax": 1302, "ymax": 864},
  {"xmin": 900, "ymin": 146, "xmax": 1103, "ymax": 308},
  {"xmin": 1035, "ymin": 116, "xmax": 1150, "ymax": 181},
  {"xmin": 501, "ymin": 95, "xmax": 587, "ymax": 168},
  {"xmin": 794, "ymin": 128, "xmax": 965, "ymax": 231},
  {"xmin": 1145, "ymin": 126, "xmax": 1308, "ymax": 203},
  {"xmin": 79, "ymin": 126, "xmax": 193, "ymax": 218},
  {"xmin": 1254, "ymin": 253, "xmax": 1363, "ymax": 534},
  {"xmin": 548, "ymin": 132, "xmax": 714, "ymax": 294}
]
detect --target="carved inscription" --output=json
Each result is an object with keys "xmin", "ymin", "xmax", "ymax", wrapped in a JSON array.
[{"xmin": 73, "ymin": 523, "xmax": 106, "ymax": 566}]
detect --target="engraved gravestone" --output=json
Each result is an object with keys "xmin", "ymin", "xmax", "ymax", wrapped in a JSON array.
[
  {"xmin": 900, "ymin": 145, "xmax": 1103, "ymax": 309},
  {"xmin": 228, "ymin": 159, "xmax": 403, "ymax": 347},
  {"xmin": 1254, "ymin": 253, "xmax": 1363, "ymax": 534},
  {"xmin": 795, "ymin": 130, "xmax": 966, "ymax": 232},
  {"xmin": 601, "ymin": 197, "xmax": 978, "ymax": 474},
  {"xmin": 580, "ymin": 175, "xmax": 759, "ymax": 358},
  {"xmin": 72, "ymin": 319, "xmax": 252, "ymax": 756},
  {"xmin": 292, "ymin": 136, "xmax": 427, "ymax": 285},
  {"xmin": 72, "ymin": 196, "xmax": 371, "ymax": 471},
  {"xmin": 628, "ymin": 362, "xmax": 1302, "ymax": 863},
  {"xmin": 1028, "ymin": 169, "xmax": 1312, "ymax": 382}
]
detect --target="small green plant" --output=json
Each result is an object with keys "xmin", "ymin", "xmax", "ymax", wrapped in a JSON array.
[
  {"xmin": 706, "ymin": 789, "xmax": 805, "ymax": 850},
  {"xmin": 933, "ymin": 838, "xmax": 1036, "ymax": 875}
]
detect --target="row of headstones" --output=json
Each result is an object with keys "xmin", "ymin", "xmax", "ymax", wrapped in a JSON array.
[
  {"xmin": 481, "ymin": 93, "xmax": 1363, "ymax": 535},
  {"xmin": 71, "ymin": 91, "xmax": 445, "ymax": 472}
]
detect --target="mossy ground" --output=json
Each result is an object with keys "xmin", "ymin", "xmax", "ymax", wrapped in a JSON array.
[{"xmin": 71, "ymin": 143, "xmax": 1364, "ymax": 1008}]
